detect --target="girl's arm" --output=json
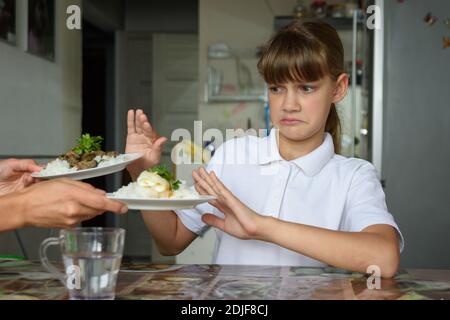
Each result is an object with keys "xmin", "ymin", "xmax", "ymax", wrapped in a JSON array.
[
  {"xmin": 258, "ymin": 218, "xmax": 400, "ymax": 278},
  {"xmin": 194, "ymin": 168, "xmax": 400, "ymax": 278},
  {"xmin": 140, "ymin": 210, "xmax": 198, "ymax": 256}
]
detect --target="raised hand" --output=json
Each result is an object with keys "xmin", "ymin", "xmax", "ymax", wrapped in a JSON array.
[
  {"xmin": 125, "ymin": 109, "xmax": 168, "ymax": 180},
  {"xmin": 192, "ymin": 168, "xmax": 265, "ymax": 240}
]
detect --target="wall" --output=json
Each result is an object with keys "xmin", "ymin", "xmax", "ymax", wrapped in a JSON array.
[
  {"xmin": 0, "ymin": 0, "xmax": 82, "ymax": 157},
  {"xmin": 125, "ymin": 0, "xmax": 198, "ymax": 33},
  {"xmin": 382, "ymin": 0, "xmax": 450, "ymax": 269},
  {"xmin": 198, "ymin": 0, "xmax": 294, "ymax": 133},
  {"xmin": 198, "ymin": 0, "xmax": 357, "ymax": 135}
]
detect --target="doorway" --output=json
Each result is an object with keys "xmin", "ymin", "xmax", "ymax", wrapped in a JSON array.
[{"xmin": 81, "ymin": 21, "xmax": 115, "ymax": 228}]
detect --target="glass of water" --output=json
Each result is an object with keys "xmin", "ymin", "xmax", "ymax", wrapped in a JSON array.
[{"xmin": 39, "ymin": 228, "xmax": 125, "ymax": 300}]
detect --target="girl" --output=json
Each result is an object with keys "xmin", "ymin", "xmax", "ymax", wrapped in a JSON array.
[{"xmin": 126, "ymin": 21, "xmax": 403, "ymax": 278}]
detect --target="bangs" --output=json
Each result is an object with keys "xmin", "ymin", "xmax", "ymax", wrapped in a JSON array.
[{"xmin": 258, "ymin": 30, "xmax": 330, "ymax": 85}]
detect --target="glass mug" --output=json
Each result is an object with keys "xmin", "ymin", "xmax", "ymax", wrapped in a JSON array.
[{"xmin": 40, "ymin": 228, "xmax": 125, "ymax": 300}]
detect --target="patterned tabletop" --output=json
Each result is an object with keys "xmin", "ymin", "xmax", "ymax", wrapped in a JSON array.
[{"xmin": 0, "ymin": 259, "xmax": 449, "ymax": 300}]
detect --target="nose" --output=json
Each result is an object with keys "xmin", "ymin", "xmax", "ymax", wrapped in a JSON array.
[{"xmin": 282, "ymin": 91, "xmax": 302, "ymax": 113}]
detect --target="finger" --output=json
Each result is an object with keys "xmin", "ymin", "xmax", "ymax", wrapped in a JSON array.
[
  {"xmin": 141, "ymin": 119, "xmax": 154, "ymax": 138},
  {"xmin": 202, "ymin": 214, "xmax": 225, "ymax": 231},
  {"xmin": 32, "ymin": 177, "xmax": 44, "ymax": 184},
  {"xmin": 153, "ymin": 136, "xmax": 168, "ymax": 152},
  {"xmin": 198, "ymin": 168, "xmax": 222, "ymax": 196},
  {"xmin": 210, "ymin": 172, "xmax": 243, "ymax": 213},
  {"xmin": 208, "ymin": 200, "xmax": 229, "ymax": 213},
  {"xmin": 192, "ymin": 170, "xmax": 217, "ymax": 196},
  {"xmin": 99, "ymin": 198, "xmax": 128, "ymax": 214},
  {"xmin": 194, "ymin": 182, "xmax": 209, "ymax": 195},
  {"xmin": 22, "ymin": 173, "xmax": 35, "ymax": 187},
  {"xmin": 12, "ymin": 159, "xmax": 42, "ymax": 173},
  {"xmin": 127, "ymin": 110, "xmax": 137, "ymax": 134},
  {"xmin": 140, "ymin": 119, "xmax": 154, "ymax": 142},
  {"xmin": 139, "ymin": 113, "xmax": 159, "ymax": 140},
  {"xmin": 65, "ymin": 201, "xmax": 105, "ymax": 218},
  {"xmin": 71, "ymin": 188, "xmax": 128, "ymax": 214},
  {"xmin": 194, "ymin": 178, "xmax": 227, "ymax": 215},
  {"xmin": 210, "ymin": 171, "xmax": 234, "ymax": 201},
  {"xmin": 135, "ymin": 110, "xmax": 144, "ymax": 134}
]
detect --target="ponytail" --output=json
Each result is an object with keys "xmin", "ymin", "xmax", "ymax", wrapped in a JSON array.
[{"xmin": 325, "ymin": 103, "xmax": 341, "ymax": 154}]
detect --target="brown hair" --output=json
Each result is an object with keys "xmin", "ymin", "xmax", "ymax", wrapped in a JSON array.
[{"xmin": 258, "ymin": 20, "xmax": 344, "ymax": 154}]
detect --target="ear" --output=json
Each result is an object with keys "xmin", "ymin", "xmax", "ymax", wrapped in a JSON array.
[{"xmin": 332, "ymin": 73, "xmax": 349, "ymax": 104}]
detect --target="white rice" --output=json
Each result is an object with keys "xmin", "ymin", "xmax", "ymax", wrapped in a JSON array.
[
  {"xmin": 39, "ymin": 158, "xmax": 78, "ymax": 176},
  {"xmin": 39, "ymin": 154, "xmax": 129, "ymax": 176},
  {"xmin": 95, "ymin": 154, "xmax": 129, "ymax": 168},
  {"xmin": 113, "ymin": 181, "xmax": 199, "ymax": 199}
]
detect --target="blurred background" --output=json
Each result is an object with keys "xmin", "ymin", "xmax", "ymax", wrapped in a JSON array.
[{"xmin": 0, "ymin": 0, "xmax": 449, "ymax": 270}]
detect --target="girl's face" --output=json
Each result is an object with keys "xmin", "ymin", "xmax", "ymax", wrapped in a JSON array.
[{"xmin": 268, "ymin": 74, "xmax": 348, "ymax": 142}]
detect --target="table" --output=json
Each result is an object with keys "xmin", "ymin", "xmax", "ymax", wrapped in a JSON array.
[{"xmin": 0, "ymin": 260, "xmax": 449, "ymax": 300}]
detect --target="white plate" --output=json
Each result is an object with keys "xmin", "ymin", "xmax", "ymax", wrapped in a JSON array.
[
  {"xmin": 106, "ymin": 194, "xmax": 216, "ymax": 211},
  {"xmin": 31, "ymin": 153, "xmax": 144, "ymax": 181}
]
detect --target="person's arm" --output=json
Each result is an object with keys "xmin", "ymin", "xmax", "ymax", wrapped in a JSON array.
[
  {"xmin": 258, "ymin": 219, "xmax": 399, "ymax": 278},
  {"xmin": 0, "ymin": 192, "xmax": 27, "ymax": 231},
  {"xmin": 140, "ymin": 210, "xmax": 198, "ymax": 256},
  {"xmin": 194, "ymin": 168, "xmax": 400, "ymax": 278},
  {"xmin": 125, "ymin": 109, "xmax": 198, "ymax": 255},
  {"xmin": 0, "ymin": 179, "xmax": 128, "ymax": 232}
]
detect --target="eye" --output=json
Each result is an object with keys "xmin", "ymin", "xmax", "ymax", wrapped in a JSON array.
[
  {"xmin": 300, "ymin": 85, "xmax": 315, "ymax": 93},
  {"xmin": 269, "ymin": 86, "xmax": 283, "ymax": 94}
]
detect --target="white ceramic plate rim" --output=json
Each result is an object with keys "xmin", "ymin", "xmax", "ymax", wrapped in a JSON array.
[
  {"xmin": 107, "ymin": 195, "xmax": 217, "ymax": 201},
  {"xmin": 106, "ymin": 194, "xmax": 217, "ymax": 211},
  {"xmin": 31, "ymin": 153, "xmax": 144, "ymax": 180}
]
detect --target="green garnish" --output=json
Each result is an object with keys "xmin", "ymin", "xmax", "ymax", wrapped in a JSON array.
[
  {"xmin": 171, "ymin": 180, "xmax": 181, "ymax": 191},
  {"xmin": 149, "ymin": 165, "xmax": 181, "ymax": 191},
  {"xmin": 72, "ymin": 134, "xmax": 104, "ymax": 155}
]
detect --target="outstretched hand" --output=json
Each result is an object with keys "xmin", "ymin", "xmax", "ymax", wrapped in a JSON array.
[
  {"xmin": 125, "ymin": 109, "xmax": 167, "ymax": 180},
  {"xmin": 192, "ymin": 168, "xmax": 265, "ymax": 240}
]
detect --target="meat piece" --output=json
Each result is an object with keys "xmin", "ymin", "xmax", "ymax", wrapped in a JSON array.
[
  {"xmin": 59, "ymin": 151, "xmax": 80, "ymax": 161},
  {"xmin": 106, "ymin": 151, "xmax": 119, "ymax": 157},
  {"xmin": 67, "ymin": 157, "xmax": 80, "ymax": 168},
  {"xmin": 94, "ymin": 150, "xmax": 106, "ymax": 157},
  {"xmin": 81, "ymin": 152, "xmax": 97, "ymax": 162},
  {"xmin": 75, "ymin": 160, "xmax": 97, "ymax": 170},
  {"xmin": 59, "ymin": 151, "xmax": 81, "ymax": 168}
]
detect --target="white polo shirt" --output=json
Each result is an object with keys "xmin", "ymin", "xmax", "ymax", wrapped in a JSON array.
[{"xmin": 175, "ymin": 130, "xmax": 404, "ymax": 267}]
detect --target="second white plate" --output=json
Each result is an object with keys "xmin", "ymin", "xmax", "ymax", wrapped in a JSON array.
[{"xmin": 106, "ymin": 194, "xmax": 216, "ymax": 211}]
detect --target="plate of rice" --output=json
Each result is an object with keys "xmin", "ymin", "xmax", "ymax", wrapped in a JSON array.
[
  {"xmin": 33, "ymin": 153, "xmax": 143, "ymax": 181},
  {"xmin": 107, "ymin": 166, "xmax": 216, "ymax": 211},
  {"xmin": 31, "ymin": 134, "xmax": 143, "ymax": 180}
]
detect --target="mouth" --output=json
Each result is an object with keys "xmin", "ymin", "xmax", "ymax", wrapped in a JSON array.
[{"xmin": 280, "ymin": 118, "xmax": 305, "ymax": 126}]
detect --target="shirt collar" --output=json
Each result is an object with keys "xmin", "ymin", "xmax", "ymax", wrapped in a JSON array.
[{"xmin": 257, "ymin": 128, "xmax": 335, "ymax": 177}]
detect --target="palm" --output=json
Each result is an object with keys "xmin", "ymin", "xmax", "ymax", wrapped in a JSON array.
[
  {"xmin": 193, "ymin": 168, "xmax": 260, "ymax": 240},
  {"xmin": 126, "ymin": 132, "xmax": 162, "ymax": 168},
  {"xmin": 125, "ymin": 110, "xmax": 167, "ymax": 179},
  {"xmin": 221, "ymin": 207, "xmax": 254, "ymax": 240}
]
